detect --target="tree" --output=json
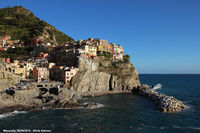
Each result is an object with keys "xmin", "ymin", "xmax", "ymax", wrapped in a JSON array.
[{"xmin": 123, "ymin": 54, "xmax": 130, "ymax": 63}]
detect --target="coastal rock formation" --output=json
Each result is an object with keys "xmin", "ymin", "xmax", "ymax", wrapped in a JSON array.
[
  {"xmin": 70, "ymin": 70, "xmax": 111, "ymax": 95},
  {"xmin": 0, "ymin": 70, "xmax": 22, "ymax": 91},
  {"xmin": 70, "ymin": 57, "xmax": 141, "ymax": 96},
  {"xmin": 0, "ymin": 62, "xmax": 23, "ymax": 91},
  {"xmin": 133, "ymin": 85, "xmax": 185, "ymax": 112},
  {"xmin": 0, "ymin": 86, "xmax": 81, "ymax": 114}
]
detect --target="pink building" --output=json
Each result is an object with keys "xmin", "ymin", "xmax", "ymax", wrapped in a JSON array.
[
  {"xmin": 0, "ymin": 58, "xmax": 10, "ymax": 63},
  {"xmin": 33, "ymin": 67, "xmax": 49, "ymax": 82},
  {"xmin": 61, "ymin": 67, "xmax": 79, "ymax": 83},
  {"xmin": 2, "ymin": 35, "xmax": 10, "ymax": 40}
]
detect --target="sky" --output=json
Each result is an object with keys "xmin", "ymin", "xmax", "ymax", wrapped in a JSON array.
[{"xmin": 0, "ymin": 0, "xmax": 200, "ymax": 74}]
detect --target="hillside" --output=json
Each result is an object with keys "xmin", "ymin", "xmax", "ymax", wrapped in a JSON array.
[{"xmin": 0, "ymin": 6, "xmax": 74, "ymax": 45}]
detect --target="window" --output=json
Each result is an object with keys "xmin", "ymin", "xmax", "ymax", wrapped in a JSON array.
[
  {"xmin": 37, "ymin": 85, "xmax": 43, "ymax": 87},
  {"xmin": 71, "ymin": 73, "xmax": 73, "ymax": 75},
  {"xmin": 67, "ymin": 77, "xmax": 70, "ymax": 79}
]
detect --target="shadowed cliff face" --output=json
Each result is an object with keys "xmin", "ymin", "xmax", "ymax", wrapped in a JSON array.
[{"xmin": 70, "ymin": 56, "xmax": 141, "ymax": 95}]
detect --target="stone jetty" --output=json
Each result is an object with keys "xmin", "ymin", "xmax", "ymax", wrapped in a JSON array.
[{"xmin": 133, "ymin": 85, "xmax": 185, "ymax": 112}]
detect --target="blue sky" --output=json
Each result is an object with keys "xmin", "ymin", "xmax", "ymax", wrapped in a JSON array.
[{"xmin": 0, "ymin": 0, "xmax": 200, "ymax": 74}]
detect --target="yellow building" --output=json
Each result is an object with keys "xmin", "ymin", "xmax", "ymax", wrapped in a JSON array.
[
  {"xmin": 88, "ymin": 45, "xmax": 97, "ymax": 57},
  {"xmin": 97, "ymin": 40, "xmax": 108, "ymax": 52},
  {"xmin": 97, "ymin": 44, "xmax": 105, "ymax": 52},
  {"xmin": 14, "ymin": 66, "xmax": 28, "ymax": 78},
  {"xmin": 14, "ymin": 67, "xmax": 24, "ymax": 75}
]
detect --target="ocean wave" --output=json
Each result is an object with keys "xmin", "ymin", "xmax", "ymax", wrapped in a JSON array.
[
  {"xmin": 152, "ymin": 83, "xmax": 162, "ymax": 91},
  {"xmin": 180, "ymin": 102, "xmax": 195, "ymax": 112},
  {"xmin": 0, "ymin": 110, "xmax": 27, "ymax": 119}
]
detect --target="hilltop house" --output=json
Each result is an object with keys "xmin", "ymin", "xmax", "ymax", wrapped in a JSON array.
[
  {"xmin": 78, "ymin": 44, "xmax": 97, "ymax": 57},
  {"xmin": 113, "ymin": 44, "xmax": 124, "ymax": 60},
  {"xmin": 97, "ymin": 39, "xmax": 108, "ymax": 52},
  {"xmin": 88, "ymin": 45, "xmax": 97, "ymax": 57},
  {"xmin": 105, "ymin": 43, "xmax": 114, "ymax": 53}
]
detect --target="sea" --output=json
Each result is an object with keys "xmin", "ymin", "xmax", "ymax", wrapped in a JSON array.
[{"xmin": 0, "ymin": 74, "xmax": 200, "ymax": 133}]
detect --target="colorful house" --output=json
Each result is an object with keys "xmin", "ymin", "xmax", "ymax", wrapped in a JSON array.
[
  {"xmin": 61, "ymin": 67, "xmax": 79, "ymax": 83},
  {"xmin": 113, "ymin": 44, "xmax": 124, "ymax": 60},
  {"xmin": 33, "ymin": 67, "xmax": 49, "ymax": 82},
  {"xmin": 88, "ymin": 45, "xmax": 97, "ymax": 57},
  {"xmin": 78, "ymin": 44, "xmax": 97, "ymax": 57},
  {"xmin": 105, "ymin": 43, "xmax": 114, "ymax": 53},
  {"xmin": 97, "ymin": 40, "xmax": 108, "ymax": 52},
  {"xmin": 78, "ymin": 44, "xmax": 89, "ymax": 55}
]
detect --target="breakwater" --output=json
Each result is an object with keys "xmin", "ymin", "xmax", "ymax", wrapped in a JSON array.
[{"xmin": 133, "ymin": 85, "xmax": 185, "ymax": 112}]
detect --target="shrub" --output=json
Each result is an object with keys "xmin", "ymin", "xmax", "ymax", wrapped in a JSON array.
[{"xmin": 123, "ymin": 54, "xmax": 130, "ymax": 63}]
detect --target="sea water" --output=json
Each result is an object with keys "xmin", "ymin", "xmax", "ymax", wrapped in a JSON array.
[{"xmin": 0, "ymin": 74, "xmax": 200, "ymax": 133}]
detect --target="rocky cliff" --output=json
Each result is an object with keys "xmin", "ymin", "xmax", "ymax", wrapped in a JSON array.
[
  {"xmin": 0, "ymin": 62, "xmax": 22, "ymax": 91},
  {"xmin": 70, "ymin": 56, "xmax": 141, "ymax": 96}
]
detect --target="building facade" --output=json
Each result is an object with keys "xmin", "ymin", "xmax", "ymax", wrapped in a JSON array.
[
  {"xmin": 113, "ymin": 44, "xmax": 124, "ymax": 60},
  {"xmin": 61, "ymin": 67, "xmax": 79, "ymax": 83},
  {"xmin": 33, "ymin": 67, "xmax": 49, "ymax": 82}
]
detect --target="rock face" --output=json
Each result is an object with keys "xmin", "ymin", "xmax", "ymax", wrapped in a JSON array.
[
  {"xmin": 70, "ymin": 56, "xmax": 141, "ymax": 96},
  {"xmin": 0, "ymin": 86, "xmax": 81, "ymax": 114},
  {"xmin": 0, "ymin": 62, "xmax": 23, "ymax": 91},
  {"xmin": 133, "ymin": 85, "xmax": 185, "ymax": 112},
  {"xmin": 0, "ymin": 70, "xmax": 22, "ymax": 91},
  {"xmin": 70, "ymin": 70, "xmax": 111, "ymax": 96}
]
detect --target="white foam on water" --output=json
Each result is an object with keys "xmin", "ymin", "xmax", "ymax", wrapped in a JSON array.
[
  {"xmin": 82, "ymin": 102, "xmax": 105, "ymax": 109},
  {"xmin": 62, "ymin": 103, "xmax": 105, "ymax": 110},
  {"xmin": 152, "ymin": 83, "xmax": 162, "ymax": 90},
  {"xmin": 152, "ymin": 83, "xmax": 162, "ymax": 91},
  {"xmin": 0, "ymin": 111, "xmax": 27, "ymax": 119}
]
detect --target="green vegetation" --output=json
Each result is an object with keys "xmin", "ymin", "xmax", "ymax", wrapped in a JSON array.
[
  {"xmin": 0, "ymin": 6, "xmax": 74, "ymax": 44},
  {"xmin": 123, "ymin": 54, "xmax": 130, "ymax": 63},
  {"xmin": 97, "ymin": 51, "xmax": 113, "ymax": 58},
  {"xmin": 27, "ymin": 73, "xmax": 34, "ymax": 79},
  {"xmin": 0, "ymin": 47, "xmax": 32, "ymax": 59},
  {"xmin": 98, "ymin": 54, "xmax": 134, "ymax": 77}
]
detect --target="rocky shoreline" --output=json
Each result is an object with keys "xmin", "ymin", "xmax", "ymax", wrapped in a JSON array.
[
  {"xmin": 133, "ymin": 85, "xmax": 185, "ymax": 112},
  {"xmin": 0, "ymin": 87, "xmax": 186, "ymax": 115}
]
